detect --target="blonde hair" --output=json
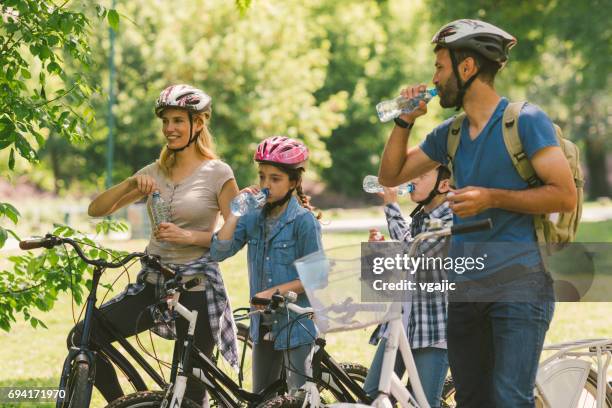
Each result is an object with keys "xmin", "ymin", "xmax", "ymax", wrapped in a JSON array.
[{"xmin": 157, "ymin": 109, "xmax": 218, "ymax": 175}]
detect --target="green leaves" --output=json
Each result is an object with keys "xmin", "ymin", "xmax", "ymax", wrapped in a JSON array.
[
  {"xmin": 0, "ymin": 221, "xmax": 129, "ymax": 332},
  {"xmin": 107, "ymin": 9, "xmax": 120, "ymax": 31}
]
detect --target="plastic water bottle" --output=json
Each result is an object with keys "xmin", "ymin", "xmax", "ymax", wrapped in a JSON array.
[
  {"xmin": 376, "ymin": 88, "xmax": 438, "ymax": 122},
  {"xmin": 363, "ymin": 175, "xmax": 415, "ymax": 196},
  {"xmin": 151, "ymin": 191, "xmax": 170, "ymax": 228},
  {"xmin": 230, "ymin": 188, "xmax": 270, "ymax": 216}
]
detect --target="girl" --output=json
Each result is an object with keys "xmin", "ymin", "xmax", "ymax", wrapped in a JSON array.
[
  {"xmin": 210, "ymin": 136, "xmax": 323, "ymax": 394},
  {"xmin": 76, "ymin": 84, "xmax": 239, "ymax": 406}
]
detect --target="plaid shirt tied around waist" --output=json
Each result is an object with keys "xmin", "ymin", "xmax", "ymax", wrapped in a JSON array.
[{"xmin": 103, "ymin": 254, "xmax": 239, "ymax": 368}]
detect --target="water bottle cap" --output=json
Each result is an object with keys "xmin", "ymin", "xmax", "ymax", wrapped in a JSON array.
[
  {"xmin": 261, "ymin": 188, "xmax": 270, "ymax": 197},
  {"xmin": 152, "ymin": 191, "xmax": 160, "ymax": 197},
  {"xmin": 428, "ymin": 88, "xmax": 438, "ymax": 97}
]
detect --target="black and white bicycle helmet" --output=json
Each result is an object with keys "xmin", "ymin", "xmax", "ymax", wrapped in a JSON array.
[
  {"xmin": 432, "ymin": 19, "xmax": 516, "ymax": 68},
  {"xmin": 155, "ymin": 84, "xmax": 212, "ymax": 152},
  {"xmin": 431, "ymin": 20, "xmax": 517, "ymax": 109}
]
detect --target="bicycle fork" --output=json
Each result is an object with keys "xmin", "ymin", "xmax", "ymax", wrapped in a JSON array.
[{"xmin": 57, "ymin": 267, "xmax": 104, "ymax": 408}]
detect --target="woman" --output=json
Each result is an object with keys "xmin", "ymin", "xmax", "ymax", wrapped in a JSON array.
[{"xmin": 70, "ymin": 84, "xmax": 239, "ymax": 406}]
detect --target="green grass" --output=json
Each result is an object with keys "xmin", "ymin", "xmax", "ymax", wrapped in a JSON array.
[{"xmin": 1, "ymin": 227, "xmax": 611, "ymax": 407}]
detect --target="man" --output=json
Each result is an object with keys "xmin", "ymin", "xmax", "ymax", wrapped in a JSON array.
[{"xmin": 378, "ymin": 19, "xmax": 577, "ymax": 407}]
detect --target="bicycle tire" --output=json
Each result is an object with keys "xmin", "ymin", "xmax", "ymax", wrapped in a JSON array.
[
  {"xmin": 257, "ymin": 362, "xmax": 369, "ymax": 407},
  {"xmin": 60, "ymin": 361, "xmax": 91, "ymax": 408},
  {"xmin": 105, "ymin": 391, "xmax": 201, "ymax": 408},
  {"xmin": 440, "ymin": 370, "xmax": 612, "ymax": 408},
  {"xmin": 318, "ymin": 362, "xmax": 369, "ymax": 403}
]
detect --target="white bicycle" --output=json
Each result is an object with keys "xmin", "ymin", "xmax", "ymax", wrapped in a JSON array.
[{"xmin": 287, "ymin": 218, "xmax": 494, "ymax": 408}]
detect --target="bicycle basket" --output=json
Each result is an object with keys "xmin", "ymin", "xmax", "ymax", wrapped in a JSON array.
[{"xmin": 294, "ymin": 245, "xmax": 401, "ymax": 334}]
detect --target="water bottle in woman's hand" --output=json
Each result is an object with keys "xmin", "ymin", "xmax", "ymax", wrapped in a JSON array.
[
  {"xmin": 230, "ymin": 188, "xmax": 270, "ymax": 216},
  {"xmin": 151, "ymin": 191, "xmax": 170, "ymax": 228}
]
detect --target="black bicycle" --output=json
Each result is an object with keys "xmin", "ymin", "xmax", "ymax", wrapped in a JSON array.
[
  {"xmin": 105, "ymin": 290, "xmax": 369, "ymax": 408},
  {"xmin": 19, "ymin": 234, "xmax": 178, "ymax": 408},
  {"xmin": 256, "ymin": 296, "xmax": 374, "ymax": 407}
]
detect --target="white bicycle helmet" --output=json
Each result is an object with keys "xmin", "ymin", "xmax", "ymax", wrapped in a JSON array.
[
  {"xmin": 155, "ymin": 84, "xmax": 212, "ymax": 117},
  {"xmin": 155, "ymin": 84, "xmax": 212, "ymax": 152},
  {"xmin": 431, "ymin": 19, "xmax": 517, "ymax": 68}
]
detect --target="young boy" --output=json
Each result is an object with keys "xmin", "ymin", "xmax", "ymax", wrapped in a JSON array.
[{"xmin": 364, "ymin": 165, "xmax": 452, "ymax": 408}]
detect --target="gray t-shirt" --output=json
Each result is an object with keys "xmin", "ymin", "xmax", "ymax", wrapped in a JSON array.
[{"xmin": 136, "ymin": 159, "xmax": 234, "ymax": 264}]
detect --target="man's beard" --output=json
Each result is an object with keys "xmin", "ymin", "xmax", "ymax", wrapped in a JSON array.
[{"xmin": 438, "ymin": 75, "xmax": 460, "ymax": 108}]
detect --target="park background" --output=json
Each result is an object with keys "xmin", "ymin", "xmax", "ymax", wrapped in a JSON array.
[{"xmin": 1, "ymin": 0, "xmax": 611, "ymax": 406}]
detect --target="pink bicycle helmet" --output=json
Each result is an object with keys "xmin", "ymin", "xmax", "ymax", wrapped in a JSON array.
[
  {"xmin": 155, "ymin": 84, "xmax": 212, "ymax": 117},
  {"xmin": 254, "ymin": 136, "xmax": 309, "ymax": 169}
]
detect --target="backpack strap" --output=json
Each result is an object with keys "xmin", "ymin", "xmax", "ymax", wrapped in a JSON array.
[
  {"xmin": 446, "ymin": 113, "xmax": 466, "ymax": 187},
  {"xmin": 502, "ymin": 101, "xmax": 549, "ymax": 250},
  {"xmin": 501, "ymin": 101, "xmax": 540, "ymax": 187}
]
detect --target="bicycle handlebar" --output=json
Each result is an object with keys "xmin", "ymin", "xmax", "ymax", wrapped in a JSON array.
[{"xmin": 19, "ymin": 234, "xmax": 175, "ymax": 278}]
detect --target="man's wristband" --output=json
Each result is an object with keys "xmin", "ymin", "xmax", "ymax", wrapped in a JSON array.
[{"xmin": 394, "ymin": 117, "xmax": 414, "ymax": 130}]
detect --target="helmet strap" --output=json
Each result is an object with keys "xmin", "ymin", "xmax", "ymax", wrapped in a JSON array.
[
  {"xmin": 263, "ymin": 189, "xmax": 294, "ymax": 216},
  {"xmin": 449, "ymin": 49, "xmax": 480, "ymax": 111},
  {"xmin": 167, "ymin": 112, "xmax": 200, "ymax": 152},
  {"xmin": 410, "ymin": 168, "xmax": 447, "ymax": 217}
]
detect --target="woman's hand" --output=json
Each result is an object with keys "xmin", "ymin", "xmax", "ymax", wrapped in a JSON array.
[
  {"xmin": 129, "ymin": 175, "xmax": 158, "ymax": 195},
  {"xmin": 155, "ymin": 222, "xmax": 194, "ymax": 244}
]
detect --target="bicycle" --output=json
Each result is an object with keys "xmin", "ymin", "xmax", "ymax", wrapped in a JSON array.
[
  {"xmin": 440, "ymin": 338, "xmax": 612, "ymax": 408},
  {"xmin": 19, "ymin": 234, "xmax": 174, "ymax": 408},
  {"xmin": 251, "ymin": 294, "xmax": 373, "ymax": 408},
  {"xmin": 105, "ymin": 282, "xmax": 368, "ymax": 407},
  {"xmin": 268, "ymin": 218, "xmax": 493, "ymax": 408}
]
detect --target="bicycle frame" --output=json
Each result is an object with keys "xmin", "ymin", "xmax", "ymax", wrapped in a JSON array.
[
  {"xmin": 312, "ymin": 337, "xmax": 371, "ymax": 403},
  {"xmin": 163, "ymin": 289, "xmax": 286, "ymax": 407}
]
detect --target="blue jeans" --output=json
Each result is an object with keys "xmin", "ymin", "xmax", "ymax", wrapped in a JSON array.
[
  {"xmin": 363, "ymin": 338, "xmax": 449, "ymax": 408},
  {"xmin": 447, "ymin": 301, "xmax": 555, "ymax": 408}
]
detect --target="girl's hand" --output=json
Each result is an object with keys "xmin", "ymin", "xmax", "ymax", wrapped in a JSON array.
[
  {"xmin": 240, "ymin": 185, "xmax": 260, "ymax": 195},
  {"xmin": 252, "ymin": 289, "xmax": 275, "ymax": 310},
  {"xmin": 155, "ymin": 222, "xmax": 194, "ymax": 244},
  {"xmin": 129, "ymin": 175, "xmax": 158, "ymax": 195}
]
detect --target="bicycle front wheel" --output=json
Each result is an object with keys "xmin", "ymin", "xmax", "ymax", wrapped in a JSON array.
[
  {"xmin": 59, "ymin": 361, "xmax": 91, "ymax": 408},
  {"xmin": 105, "ymin": 391, "xmax": 201, "ymax": 408}
]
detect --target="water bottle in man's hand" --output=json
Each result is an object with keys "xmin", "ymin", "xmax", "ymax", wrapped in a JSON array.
[{"xmin": 376, "ymin": 88, "xmax": 438, "ymax": 122}]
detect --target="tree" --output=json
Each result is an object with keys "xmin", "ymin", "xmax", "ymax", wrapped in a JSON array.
[
  {"xmin": 0, "ymin": 0, "xmax": 97, "ymax": 244},
  {"xmin": 314, "ymin": 0, "xmax": 445, "ymax": 196},
  {"xmin": 0, "ymin": 0, "xmax": 125, "ymax": 331},
  {"xmin": 38, "ymin": 0, "xmax": 349, "ymax": 190}
]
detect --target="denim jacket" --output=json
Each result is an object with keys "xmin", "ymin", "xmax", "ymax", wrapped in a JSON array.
[{"xmin": 210, "ymin": 197, "xmax": 322, "ymax": 350}]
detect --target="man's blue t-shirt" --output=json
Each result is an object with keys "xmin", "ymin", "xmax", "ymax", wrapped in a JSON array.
[{"xmin": 419, "ymin": 97, "xmax": 558, "ymax": 279}]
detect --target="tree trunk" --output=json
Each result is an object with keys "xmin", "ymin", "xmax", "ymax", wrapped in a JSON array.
[{"xmin": 583, "ymin": 136, "xmax": 610, "ymax": 199}]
